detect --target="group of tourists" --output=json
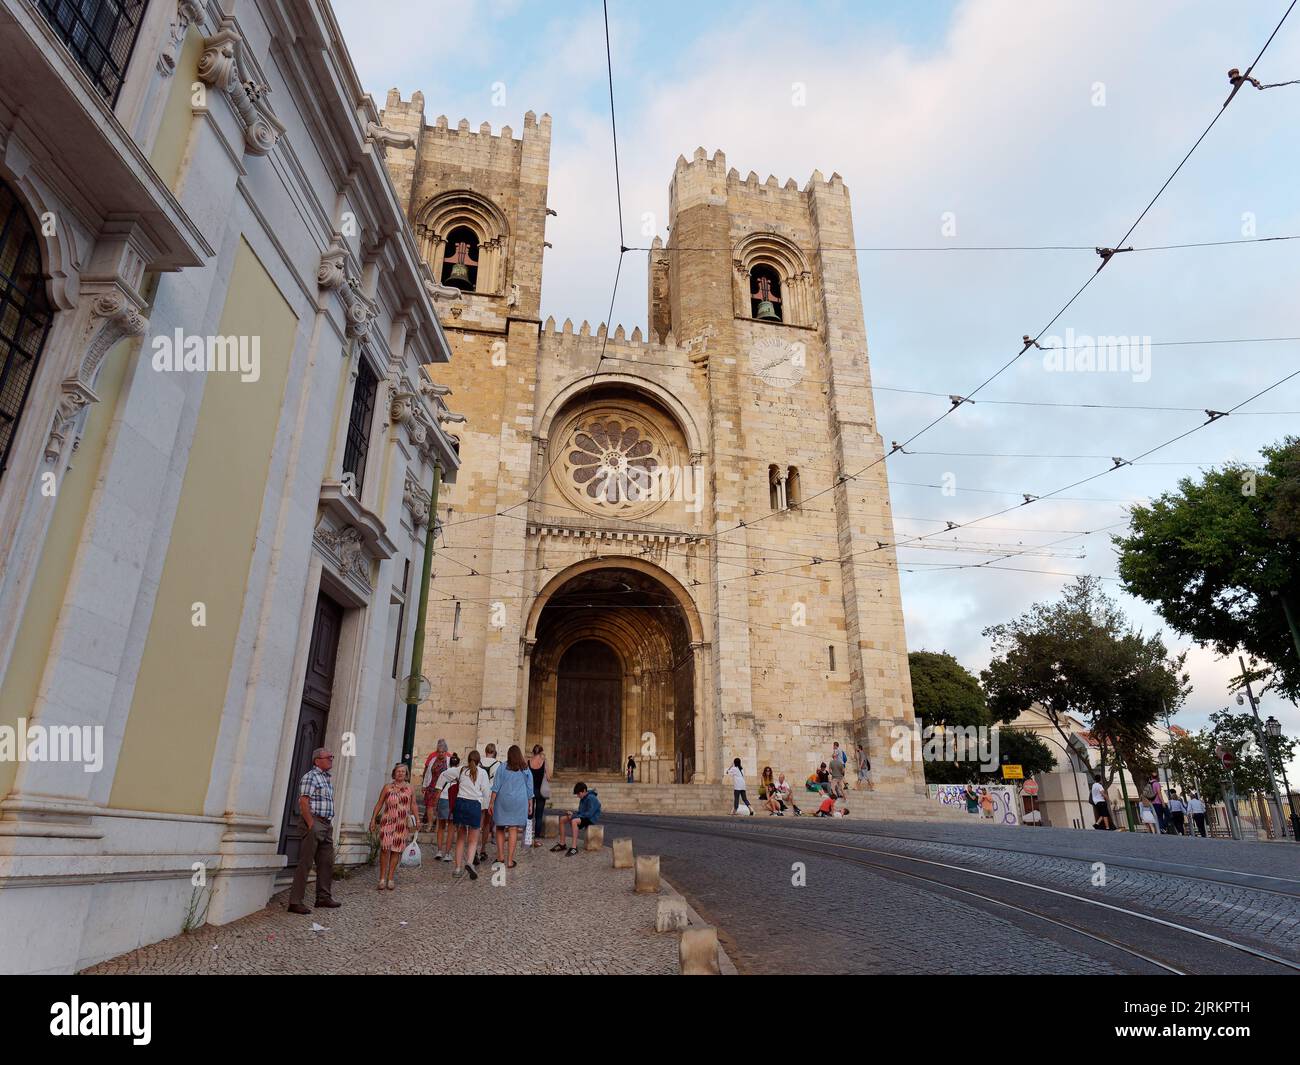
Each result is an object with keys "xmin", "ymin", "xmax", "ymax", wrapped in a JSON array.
[
  {"xmin": 725, "ymin": 742, "xmax": 868, "ymax": 818},
  {"xmin": 285, "ymin": 740, "xmax": 604, "ymax": 914},
  {"xmin": 1090, "ymin": 774, "xmax": 1209, "ymax": 836}
]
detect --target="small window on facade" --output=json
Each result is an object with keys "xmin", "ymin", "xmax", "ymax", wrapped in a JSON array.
[
  {"xmin": 35, "ymin": 0, "xmax": 147, "ymax": 106},
  {"xmin": 391, "ymin": 558, "xmax": 411, "ymax": 679},
  {"xmin": 441, "ymin": 225, "xmax": 480, "ymax": 290},
  {"xmin": 750, "ymin": 263, "xmax": 782, "ymax": 321},
  {"xmin": 828, "ymin": 645, "xmax": 836, "ymax": 671},
  {"xmin": 452, "ymin": 600, "xmax": 462, "ymax": 640},
  {"xmin": 768, "ymin": 464, "xmax": 780, "ymax": 510},
  {"xmin": 786, "ymin": 466, "xmax": 801, "ymax": 508},
  {"xmin": 342, "ymin": 357, "xmax": 379, "ymax": 496}
]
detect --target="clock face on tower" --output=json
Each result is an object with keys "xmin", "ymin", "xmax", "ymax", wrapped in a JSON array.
[{"xmin": 748, "ymin": 335, "xmax": 805, "ymax": 389}]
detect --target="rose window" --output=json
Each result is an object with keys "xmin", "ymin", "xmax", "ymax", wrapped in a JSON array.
[{"xmin": 568, "ymin": 419, "xmax": 660, "ymax": 504}]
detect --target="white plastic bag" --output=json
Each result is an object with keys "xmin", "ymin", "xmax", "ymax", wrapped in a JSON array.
[
  {"xmin": 524, "ymin": 815, "xmax": 534, "ymax": 848},
  {"xmin": 400, "ymin": 836, "xmax": 422, "ymax": 868}
]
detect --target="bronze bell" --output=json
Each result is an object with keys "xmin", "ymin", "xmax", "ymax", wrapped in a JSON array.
[
  {"xmin": 443, "ymin": 240, "xmax": 478, "ymax": 288},
  {"xmin": 448, "ymin": 262, "xmax": 470, "ymax": 285},
  {"xmin": 751, "ymin": 275, "xmax": 781, "ymax": 321}
]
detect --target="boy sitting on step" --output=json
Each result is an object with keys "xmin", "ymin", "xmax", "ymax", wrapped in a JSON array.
[{"xmin": 552, "ymin": 782, "xmax": 601, "ymax": 856}]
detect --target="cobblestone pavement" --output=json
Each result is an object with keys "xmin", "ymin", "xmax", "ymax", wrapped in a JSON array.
[
  {"xmin": 83, "ymin": 842, "xmax": 677, "ymax": 975},
  {"xmin": 602, "ymin": 816, "xmax": 1128, "ymax": 975},
  {"xmin": 675, "ymin": 817, "xmax": 1300, "ymax": 961}
]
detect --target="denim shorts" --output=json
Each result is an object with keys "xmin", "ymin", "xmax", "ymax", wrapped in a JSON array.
[
  {"xmin": 452, "ymin": 798, "xmax": 481, "ymax": 828},
  {"xmin": 436, "ymin": 799, "xmax": 450, "ymax": 821}
]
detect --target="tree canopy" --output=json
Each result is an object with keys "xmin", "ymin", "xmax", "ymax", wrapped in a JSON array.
[
  {"xmin": 980, "ymin": 575, "xmax": 1189, "ymax": 785},
  {"xmin": 1115, "ymin": 436, "xmax": 1300, "ymax": 700}
]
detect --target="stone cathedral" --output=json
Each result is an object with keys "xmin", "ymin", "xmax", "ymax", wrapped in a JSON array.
[{"xmin": 379, "ymin": 91, "xmax": 931, "ymax": 810}]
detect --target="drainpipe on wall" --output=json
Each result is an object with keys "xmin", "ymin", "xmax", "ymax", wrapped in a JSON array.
[{"xmin": 401, "ymin": 462, "xmax": 442, "ymax": 777}]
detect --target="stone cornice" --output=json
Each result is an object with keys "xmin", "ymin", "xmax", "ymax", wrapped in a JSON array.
[{"xmin": 197, "ymin": 16, "xmax": 287, "ymax": 157}]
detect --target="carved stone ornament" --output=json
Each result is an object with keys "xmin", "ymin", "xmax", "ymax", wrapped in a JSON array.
[
  {"xmin": 403, "ymin": 472, "xmax": 431, "ymax": 527},
  {"xmin": 365, "ymin": 122, "xmax": 415, "ymax": 153},
  {"xmin": 46, "ymin": 291, "xmax": 149, "ymax": 464},
  {"xmin": 317, "ymin": 235, "xmax": 349, "ymax": 292},
  {"xmin": 344, "ymin": 282, "xmax": 379, "ymax": 340},
  {"xmin": 316, "ymin": 523, "xmax": 369, "ymax": 584},
  {"xmin": 389, "ymin": 389, "xmax": 416, "ymax": 428},
  {"xmin": 157, "ymin": 0, "xmax": 204, "ymax": 76},
  {"xmin": 197, "ymin": 18, "xmax": 286, "ymax": 157}
]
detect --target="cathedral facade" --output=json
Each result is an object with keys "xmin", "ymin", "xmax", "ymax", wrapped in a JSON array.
[{"xmin": 380, "ymin": 92, "xmax": 927, "ymax": 800}]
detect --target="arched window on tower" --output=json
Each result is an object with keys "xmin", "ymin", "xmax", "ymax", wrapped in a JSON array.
[
  {"xmin": 750, "ymin": 263, "xmax": 782, "ymax": 322},
  {"xmin": 768, "ymin": 464, "xmax": 781, "ymax": 510},
  {"xmin": 441, "ymin": 224, "xmax": 480, "ymax": 291},
  {"xmin": 786, "ymin": 466, "xmax": 801, "ymax": 508}
]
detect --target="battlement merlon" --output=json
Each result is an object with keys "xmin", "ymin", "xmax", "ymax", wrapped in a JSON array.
[
  {"xmin": 380, "ymin": 90, "xmax": 551, "ymax": 146},
  {"xmin": 669, "ymin": 146, "xmax": 848, "ymax": 215}
]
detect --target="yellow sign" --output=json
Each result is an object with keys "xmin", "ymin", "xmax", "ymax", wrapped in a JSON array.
[{"xmin": 1001, "ymin": 764, "xmax": 1024, "ymax": 780}]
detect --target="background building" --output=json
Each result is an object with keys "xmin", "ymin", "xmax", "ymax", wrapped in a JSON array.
[
  {"xmin": 0, "ymin": 0, "xmax": 459, "ymax": 973},
  {"xmin": 380, "ymin": 93, "xmax": 934, "ymax": 812}
]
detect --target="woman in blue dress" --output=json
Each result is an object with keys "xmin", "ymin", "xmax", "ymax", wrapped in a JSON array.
[{"xmin": 489, "ymin": 744, "xmax": 534, "ymax": 868}]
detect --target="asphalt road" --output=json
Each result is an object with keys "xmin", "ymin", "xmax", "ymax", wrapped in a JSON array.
[{"xmin": 600, "ymin": 813, "xmax": 1300, "ymax": 976}]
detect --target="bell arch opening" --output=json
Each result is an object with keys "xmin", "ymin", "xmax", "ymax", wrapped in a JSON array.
[{"xmin": 526, "ymin": 563, "xmax": 697, "ymax": 782}]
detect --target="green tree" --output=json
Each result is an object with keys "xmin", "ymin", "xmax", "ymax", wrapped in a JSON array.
[
  {"xmin": 981, "ymin": 576, "xmax": 1190, "ymax": 792},
  {"xmin": 1164, "ymin": 714, "xmax": 1296, "ymax": 803},
  {"xmin": 909, "ymin": 650, "xmax": 988, "ymax": 729},
  {"xmin": 907, "ymin": 652, "xmax": 1054, "ymax": 784},
  {"xmin": 1115, "ymin": 436, "xmax": 1300, "ymax": 700}
]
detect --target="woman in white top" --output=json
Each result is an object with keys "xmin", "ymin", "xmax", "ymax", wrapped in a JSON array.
[
  {"xmin": 451, "ymin": 750, "xmax": 491, "ymax": 880},
  {"xmin": 726, "ymin": 758, "xmax": 751, "ymax": 814}
]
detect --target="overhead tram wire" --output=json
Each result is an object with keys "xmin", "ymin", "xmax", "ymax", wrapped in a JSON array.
[
  {"xmin": 624, "ymin": 233, "xmax": 1300, "ymax": 254},
  {"xmin": 697, "ymin": 0, "xmax": 1298, "ymax": 547}
]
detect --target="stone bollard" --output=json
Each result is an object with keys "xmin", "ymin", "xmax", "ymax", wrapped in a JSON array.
[
  {"xmin": 655, "ymin": 896, "xmax": 688, "ymax": 933},
  {"xmin": 634, "ymin": 854, "xmax": 660, "ymax": 894},
  {"xmin": 584, "ymin": 824, "xmax": 605, "ymax": 851},
  {"xmin": 611, "ymin": 837, "xmax": 634, "ymax": 868},
  {"xmin": 679, "ymin": 926, "xmax": 720, "ymax": 975},
  {"xmin": 544, "ymin": 813, "xmax": 561, "ymax": 840}
]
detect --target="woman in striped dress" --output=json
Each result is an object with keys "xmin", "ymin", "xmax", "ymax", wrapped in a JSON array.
[{"xmin": 370, "ymin": 763, "xmax": 416, "ymax": 891}]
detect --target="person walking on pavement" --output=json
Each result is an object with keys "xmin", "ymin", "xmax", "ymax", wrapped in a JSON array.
[
  {"xmin": 370, "ymin": 762, "xmax": 417, "ymax": 891},
  {"xmin": 477, "ymin": 743, "xmax": 502, "ymax": 864},
  {"xmin": 489, "ymin": 744, "xmax": 533, "ymax": 868},
  {"xmin": 856, "ymin": 744, "xmax": 872, "ymax": 790},
  {"xmin": 1167, "ymin": 790, "xmax": 1187, "ymax": 835},
  {"xmin": 1090, "ymin": 775, "xmax": 1113, "ymax": 830},
  {"xmin": 288, "ymin": 748, "xmax": 342, "ymax": 914},
  {"xmin": 528, "ymin": 744, "xmax": 551, "ymax": 846},
  {"xmin": 430, "ymin": 753, "xmax": 460, "ymax": 861},
  {"xmin": 727, "ymin": 758, "xmax": 751, "ymax": 814},
  {"xmin": 1147, "ymin": 776, "xmax": 1168, "ymax": 834},
  {"xmin": 1188, "ymin": 793, "xmax": 1207, "ymax": 836},
  {"xmin": 421, "ymin": 738, "xmax": 450, "ymax": 831},
  {"xmin": 452, "ymin": 749, "xmax": 490, "ymax": 880}
]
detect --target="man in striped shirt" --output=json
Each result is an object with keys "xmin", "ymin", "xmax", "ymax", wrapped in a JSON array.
[{"xmin": 288, "ymin": 748, "xmax": 342, "ymax": 914}]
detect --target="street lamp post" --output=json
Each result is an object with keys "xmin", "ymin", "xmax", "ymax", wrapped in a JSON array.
[
  {"xmin": 1266, "ymin": 714, "xmax": 1300, "ymax": 841},
  {"xmin": 1236, "ymin": 655, "xmax": 1290, "ymax": 842}
]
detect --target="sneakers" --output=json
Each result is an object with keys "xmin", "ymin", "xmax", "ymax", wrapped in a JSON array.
[
  {"xmin": 433, "ymin": 850, "xmax": 442, "ymax": 861},
  {"xmin": 565, "ymin": 847, "xmax": 579, "ymax": 856},
  {"xmin": 315, "ymin": 899, "xmax": 341, "ymax": 909},
  {"xmin": 452, "ymin": 868, "xmax": 463, "ymax": 879},
  {"xmin": 442, "ymin": 852, "xmax": 453, "ymax": 862},
  {"xmin": 287, "ymin": 903, "xmax": 311, "ymax": 915},
  {"xmin": 549, "ymin": 843, "xmax": 565, "ymax": 852},
  {"xmin": 466, "ymin": 863, "xmax": 479, "ymax": 881}
]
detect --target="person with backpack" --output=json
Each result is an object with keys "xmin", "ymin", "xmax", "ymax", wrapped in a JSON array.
[
  {"xmin": 856, "ymin": 745, "xmax": 872, "ymax": 790},
  {"xmin": 553, "ymin": 782, "xmax": 601, "ymax": 855},
  {"xmin": 726, "ymin": 758, "xmax": 751, "ymax": 814},
  {"xmin": 451, "ymin": 750, "xmax": 490, "ymax": 880},
  {"xmin": 430, "ymin": 752, "xmax": 460, "ymax": 861},
  {"xmin": 421, "ymin": 738, "xmax": 450, "ymax": 832},
  {"xmin": 477, "ymin": 743, "xmax": 502, "ymax": 865},
  {"xmin": 829, "ymin": 742, "xmax": 847, "ymax": 797}
]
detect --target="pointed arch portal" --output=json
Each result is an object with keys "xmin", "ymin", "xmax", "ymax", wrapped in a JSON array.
[{"xmin": 526, "ymin": 562, "xmax": 699, "ymax": 781}]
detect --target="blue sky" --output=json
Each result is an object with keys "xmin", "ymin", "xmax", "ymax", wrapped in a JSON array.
[{"xmin": 334, "ymin": 0, "xmax": 1300, "ymax": 777}]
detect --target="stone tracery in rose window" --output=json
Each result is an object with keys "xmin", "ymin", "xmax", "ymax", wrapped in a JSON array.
[{"xmin": 554, "ymin": 406, "xmax": 673, "ymax": 517}]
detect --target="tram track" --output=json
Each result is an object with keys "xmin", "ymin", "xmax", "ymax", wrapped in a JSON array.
[{"xmin": 607, "ymin": 814, "xmax": 1300, "ymax": 976}]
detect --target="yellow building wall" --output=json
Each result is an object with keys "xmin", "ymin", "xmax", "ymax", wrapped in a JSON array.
[
  {"xmin": 148, "ymin": 27, "xmax": 201, "ymax": 188},
  {"xmin": 0, "ymin": 336, "xmax": 137, "ymax": 799},
  {"xmin": 110, "ymin": 238, "xmax": 298, "ymax": 814}
]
